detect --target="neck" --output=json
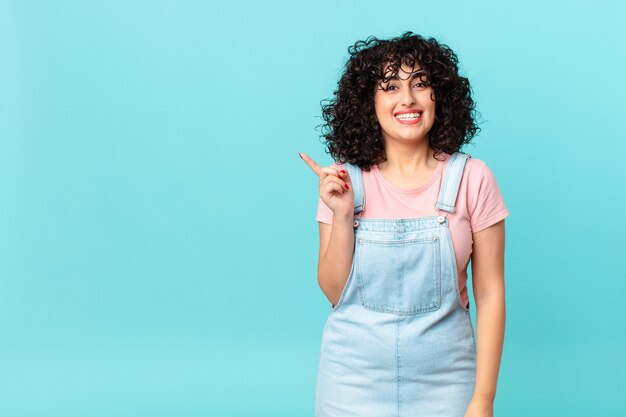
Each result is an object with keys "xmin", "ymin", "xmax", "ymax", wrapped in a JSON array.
[{"xmin": 377, "ymin": 141, "xmax": 437, "ymax": 174}]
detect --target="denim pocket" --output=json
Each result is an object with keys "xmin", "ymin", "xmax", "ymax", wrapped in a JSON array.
[{"xmin": 355, "ymin": 234, "xmax": 441, "ymax": 315}]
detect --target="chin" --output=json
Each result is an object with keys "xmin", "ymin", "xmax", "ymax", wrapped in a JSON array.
[{"xmin": 395, "ymin": 134, "xmax": 429, "ymax": 143}]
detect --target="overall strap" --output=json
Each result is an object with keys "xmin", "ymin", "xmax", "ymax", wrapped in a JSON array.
[
  {"xmin": 435, "ymin": 152, "xmax": 472, "ymax": 214},
  {"xmin": 341, "ymin": 162, "xmax": 365, "ymax": 214}
]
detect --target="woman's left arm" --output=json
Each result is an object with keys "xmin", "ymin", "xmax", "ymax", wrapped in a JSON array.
[{"xmin": 464, "ymin": 219, "xmax": 506, "ymax": 417}]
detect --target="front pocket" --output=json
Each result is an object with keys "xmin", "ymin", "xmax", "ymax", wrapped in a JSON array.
[{"xmin": 355, "ymin": 235, "xmax": 441, "ymax": 315}]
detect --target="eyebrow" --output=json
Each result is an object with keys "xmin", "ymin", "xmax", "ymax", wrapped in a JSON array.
[{"xmin": 386, "ymin": 71, "xmax": 427, "ymax": 81}]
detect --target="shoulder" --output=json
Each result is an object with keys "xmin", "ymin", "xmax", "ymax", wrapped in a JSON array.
[
  {"xmin": 439, "ymin": 152, "xmax": 491, "ymax": 183},
  {"xmin": 463, "ymin": 153, "xmax": 487, "ymax": 169},
  {"xmin": 462, "ymin": 156, "xmax": 496, "ymax": 183},
  {"xmin": 459, "ymin": 155, "xmax": 506, "ymax": 200},
  {"xmin": 461, "ymin": 155, "xmax": 508, "ymax": 209}
]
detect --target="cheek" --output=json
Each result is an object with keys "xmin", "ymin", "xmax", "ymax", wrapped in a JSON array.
[
  {"xmin": 426, "ymin": 98, "xmax": 436, "ymax": 115},
  {"xmin": 374, "ymin": 101, "xmax": 391, "ymax": 120}
]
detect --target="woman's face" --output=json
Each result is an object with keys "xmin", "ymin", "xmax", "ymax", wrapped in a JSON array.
[{"xmin": 373, "ymin": 62, "xmax": 436, "ymax": 146}]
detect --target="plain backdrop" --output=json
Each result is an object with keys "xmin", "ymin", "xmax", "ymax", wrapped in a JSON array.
[{"xmin": 1, "ymin": 1, "xmax": 625, "ymax": 416}]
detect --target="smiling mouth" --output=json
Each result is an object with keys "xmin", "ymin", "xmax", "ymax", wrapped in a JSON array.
[
  {"xmin": 395, "ymin": 112, "xmax": 422, "ymax": 120},
  {"xmin": 394, "ymin": 112, "xmax": 423, "ymax": 124}
]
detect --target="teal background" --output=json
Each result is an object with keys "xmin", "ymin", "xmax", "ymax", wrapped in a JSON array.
[{"xmin": 1, "ymin": 0, "xmax": 625, "ymax": 416}]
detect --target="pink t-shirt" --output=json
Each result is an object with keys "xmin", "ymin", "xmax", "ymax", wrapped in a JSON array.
[{"xmin": 315, "ymin": 152, "xmax": 510, "ymax": 308}]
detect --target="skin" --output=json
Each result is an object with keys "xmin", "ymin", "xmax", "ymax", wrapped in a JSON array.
[
  {"xmin": 374, "ymin": 61, "xmax": 438, "ymax": 185},
  {"xmin": 301, "ymin": 62, "xmax": 505, "ymax": 417}
]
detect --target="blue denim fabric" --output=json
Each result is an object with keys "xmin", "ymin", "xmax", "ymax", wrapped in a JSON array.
[{"xmin": 315, "ymin": 152, "xmax": 476, "ymax": 417}]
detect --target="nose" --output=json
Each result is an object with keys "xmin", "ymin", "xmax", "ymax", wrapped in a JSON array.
[{"xmin": 400, "ymin": 84, "xmax": 416, "ymax": 106}]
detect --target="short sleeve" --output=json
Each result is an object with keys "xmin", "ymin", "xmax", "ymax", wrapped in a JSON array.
[
  {"xmin": 315, "ymin": 162, "xmax": 342, "ymax": 224},
  {"xmin": 316, "ymin": 197, "xmax": 334, "ymax": 224},
  {"xmin": 467, "ymin": 160, "xmax": 510, "ymax": 233}
]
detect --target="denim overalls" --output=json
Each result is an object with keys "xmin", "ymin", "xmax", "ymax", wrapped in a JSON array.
[{"xmin": 315, "ymin": 152, "xmax": 476, "ymax": 417}]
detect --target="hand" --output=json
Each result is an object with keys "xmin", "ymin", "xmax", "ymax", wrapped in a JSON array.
[
  {"xmin": 299, "ymin": 152, "xmax": 354, "ymax": 218},
  {"xmin": 463, "ymin": 397, "xmax": 494, "ymax": 417}
]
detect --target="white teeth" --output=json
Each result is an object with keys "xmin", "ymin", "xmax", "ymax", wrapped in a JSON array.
[{"xmin": 395, "ymin": 113, "xmax": 422, "ymax": 120}]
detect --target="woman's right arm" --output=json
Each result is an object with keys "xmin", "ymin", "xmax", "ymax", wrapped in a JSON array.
[
  {"xmin": 299, "ymin": 152, "xmax": 355, "ymax": 307},
  {"xmin": 317, "ymin": 216, "xmax": 354, "ymax": 307}
]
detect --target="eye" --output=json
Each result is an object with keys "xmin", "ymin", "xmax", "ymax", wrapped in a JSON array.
[
  {"xmin": 378, "ymin": 83, "xmax": 398, "ymax": 91},
  {"xmin": 380, "ymin": 82, "xmax": 429, "ymax": 92}
]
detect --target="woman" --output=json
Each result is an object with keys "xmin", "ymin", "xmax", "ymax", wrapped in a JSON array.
[{"xmin": 300, "ymin": 31, "xmax": 509, "ymax": 417}]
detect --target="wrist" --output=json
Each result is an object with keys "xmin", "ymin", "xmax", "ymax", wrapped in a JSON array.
[
  {"xmin": 333, "ymin": 212, "xmax": 354, "ymax": 222},
  {"xmin": 471, "ymin": 393, "xmax": 495, "ymax": 404}
]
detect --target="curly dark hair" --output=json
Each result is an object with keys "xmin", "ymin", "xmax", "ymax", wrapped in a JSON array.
[{"xmin": 316, "ymin": 31, "xmax": 481, "ymax": 171}]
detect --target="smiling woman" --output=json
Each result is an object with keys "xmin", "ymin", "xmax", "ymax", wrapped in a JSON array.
[
  {"xmin": 318, "ymin": 31, "xmax": 480, "ymax": 171},
  {"xmin": 305, "ymin": 31, "xmax": 509, "ymax": 417},
  {"xmin": 374, "ymin": 63, "xmax": 436, "ymax": 145}
]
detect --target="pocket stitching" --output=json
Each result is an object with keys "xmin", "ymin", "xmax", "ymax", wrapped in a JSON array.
[{"xmin": 355, "ymin": 236, "xmax": 442, "ymax": 316}]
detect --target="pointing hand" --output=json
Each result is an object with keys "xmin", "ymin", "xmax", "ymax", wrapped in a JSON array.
[{"xmin": 300, "ymin": 153, "xmax": 354, "ymax": 218}]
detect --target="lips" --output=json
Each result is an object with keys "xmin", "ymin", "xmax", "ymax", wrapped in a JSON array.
[
  {"xmin": 394, "ymin": 111, "xmax": 423, "ymax": 125},
  {"xmin": 394, "ymin": 109, "xmax": 424, "ymax": 116}
]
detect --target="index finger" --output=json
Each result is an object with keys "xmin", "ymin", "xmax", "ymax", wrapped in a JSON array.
[{"xmin": 299, "ymin": 152, "xmax": 322, "ymax": 176}]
